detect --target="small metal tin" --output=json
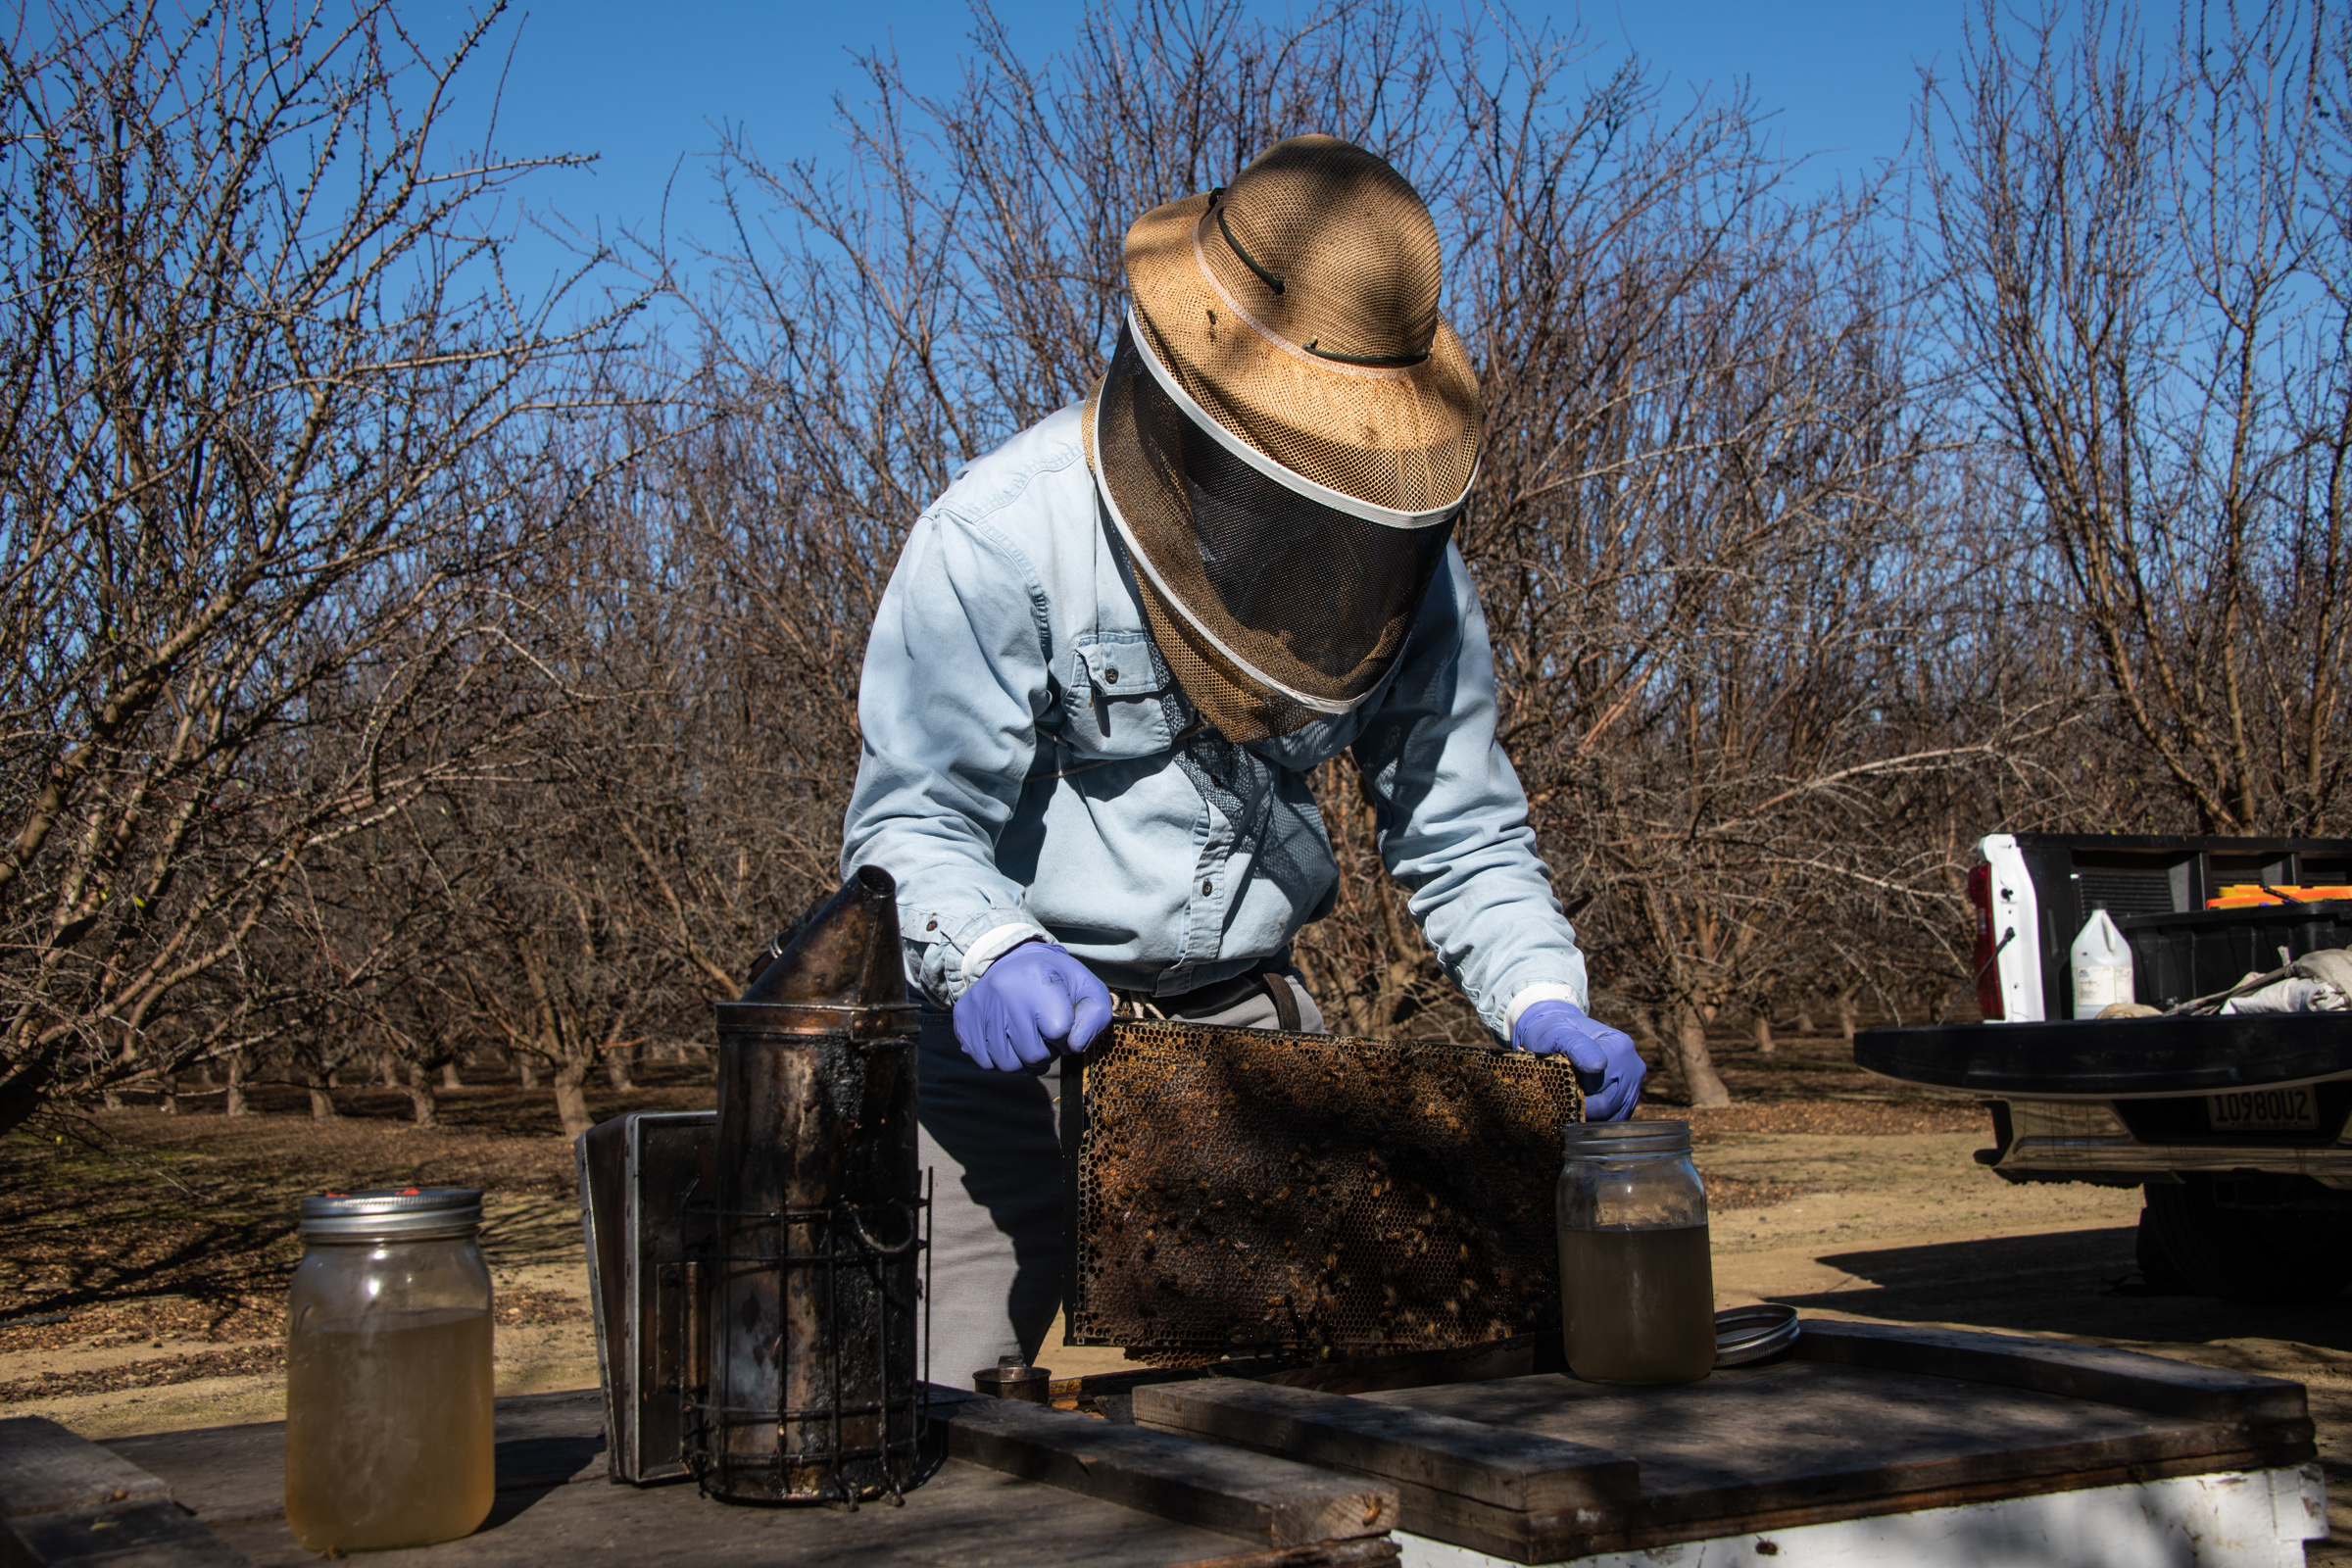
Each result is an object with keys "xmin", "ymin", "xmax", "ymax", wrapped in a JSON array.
[
  {"xmin": 973, "ymin": 1355, "xmax": 1052, "ymax": 1402},
  {"xmin": 298, "ymin": 1187, "xmax": 483, "ymax": 1241},
  {"xmin": 1714, "ymin": 1304, "xmax": 1800, "ymax": 1366}
]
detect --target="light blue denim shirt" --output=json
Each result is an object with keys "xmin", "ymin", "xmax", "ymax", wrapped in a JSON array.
[{"xmin": 841, "ymin": 403, "xmax": 1590, "ymax": 1038}]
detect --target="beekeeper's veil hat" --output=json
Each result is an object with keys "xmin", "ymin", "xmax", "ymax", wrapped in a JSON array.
[{"xmin": 1085, "ymin": 134, "xmax": 1481, "ymax": 742}]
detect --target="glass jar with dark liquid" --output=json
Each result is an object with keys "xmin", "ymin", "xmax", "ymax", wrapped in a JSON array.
[
  {"xmin": 1556, "ymin": 1120, "xmax": 1715, "ymax": 1384},
  {"xmin": 285, "ymin": 1188, "xmax": 495, "ymax": 1551}
]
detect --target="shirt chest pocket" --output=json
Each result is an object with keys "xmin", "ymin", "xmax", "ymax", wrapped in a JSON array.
[{"xmin": 1053, "ymin": 632, "xmax": 1177, "ymax": 760}]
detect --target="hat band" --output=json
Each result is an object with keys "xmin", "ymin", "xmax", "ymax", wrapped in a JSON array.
[
  {"xmin": 1125, "ymin": 308, "xmax": 1470, "ymax": 532},
  {"xmin": 1187, "ymin": 208, "xmax": 1434, "ymax": 386},
  {"xmin": 1088, "ymin": 383, "xmax": 1359, "ymax": 717}
]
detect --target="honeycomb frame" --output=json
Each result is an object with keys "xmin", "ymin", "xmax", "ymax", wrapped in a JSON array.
[{"xmin": 1061, "ymin": 1020, "xmax": 1585, "ymax": 1355}]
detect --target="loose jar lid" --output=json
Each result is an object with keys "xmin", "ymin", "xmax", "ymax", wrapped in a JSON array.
[
  {"xmin": 299, "ymin": 1187, "xmax": 483, "ymax": 1240},
  {"xmin": 1561, "ymin": 1118, "xmax": 1690, "ymax": 1156},
  {"xmin": 1714, "ymin": 1303, "xmax": 1800, "ymax": 1366}
]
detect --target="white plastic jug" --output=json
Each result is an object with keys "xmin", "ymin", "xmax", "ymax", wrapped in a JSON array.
[{"xmin": 2071, "ymin": 907, "xmax": 2134, "ymax": 1017}]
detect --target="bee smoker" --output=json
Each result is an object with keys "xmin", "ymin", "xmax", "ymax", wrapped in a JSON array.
[{"xmin": 577, "ymin": 865, "xmax": 927, "ymax": 1504}]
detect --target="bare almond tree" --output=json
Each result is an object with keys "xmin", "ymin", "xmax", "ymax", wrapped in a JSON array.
[
  {"xmin": 0, "ymin": 0, "xmax": 631, "ymax": 1133},
  {"xmin": 1928, "ymin": 0, "xmax": 2352, "ymax": 836}
]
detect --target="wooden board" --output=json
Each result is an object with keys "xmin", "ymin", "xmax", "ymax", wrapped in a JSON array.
[
  {"xmin": 1131, "ymin": 1380, "xmax": 1635, "ymax": 1513},
  {"xmin": 100, "ymin": 1388, "xmax": 1400, "ymax": 1568},
  {"xmin": 9, "ymin": 1501, "xmax": 253, "ymax": 1568},
  {"xmin": 1, "ymin": 1416, "xmax": 175, "ymax": 1517},
  {"xmin": 105, "ymin": 1390, "xmax": 611, "ymax": 1530},
  {"xmin": 1123, "ymin": 1320, "xmax": 2316, "ymax": 1564},
  {"xmin": 932, "ymin": 1390, "xmax": 1396, "ymax": 1546},
  {"xmin": 1792, "ymin": 1318, "xmax": 2310, "ymax": 1423},
  {"xmin": 0, "ymin": 1415, "xmax": 250, "ymax": 1568}
]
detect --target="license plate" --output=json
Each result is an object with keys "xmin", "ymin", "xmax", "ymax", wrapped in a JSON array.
[{"xmin": 2206, "ymin": 1087, "xmax": 2320, "ymax": 1132}]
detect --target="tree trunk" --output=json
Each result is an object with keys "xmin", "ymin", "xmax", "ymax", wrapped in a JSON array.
[
  {"xmin": 440, "ymin": 1060, "xmax": 463, "ymax": 1091},
  {"xmin": 224, "ymin": 1052, "xmax": 249, "ymax": 1117},
  {"xmin": 404, "ymin": 1062, "xmax": 438, "ymax": 1127},
  {"xmin": 604, "ymin": 1042, "xmax": 634, "ymax": 1093},
  {"xmin": 1673, "ymin": 1007, "xmax": 1733, "ymax": 1106},
  {"xmin": 1836, "ymin": 990, "xmax": 1860, "ymax": 1044},
  {"xmin": 307, "ymin": 1066, "xmax": 339, "ymax": 1121},
  {"xmin": 1752, "ymin": 1013, "xmax": 1776, "ymax": 1056},
  {"xmin": 517, "ymin": 1054, "xmax": 538, "ymax": 1090},
  {"xmin": 159, "ymin": 1072, "xmax": 179, "ymax": 1114},
  {"xmin": 552, "ymin": 1059, "xmax": 593, "ymax": 1142},
  {"xmin": 378, "ymin": 1054, "xmax": 399, "ymax": 1089},
  {"xmin": 101, "ymin": 1089, "xmax": 123, "ymax": 1109},
  {"xmin": 1796, "ymin": 1003, "xmax": 1818, "ymax": 1035}
]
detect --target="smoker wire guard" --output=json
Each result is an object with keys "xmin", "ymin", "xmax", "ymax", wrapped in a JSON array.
[
  {"xmin": 1060, "ymin": 1019, "xmax": 1586, "ymax": 1358},
  {"xmin": 681, "ymin": 1181, "xmax": 931, "ymax": 1505}
]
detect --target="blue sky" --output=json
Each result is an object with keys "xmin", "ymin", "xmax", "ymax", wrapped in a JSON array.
[{"xmin": 421, "ymin": 1, "xmax": 1975, "ymax": 299}]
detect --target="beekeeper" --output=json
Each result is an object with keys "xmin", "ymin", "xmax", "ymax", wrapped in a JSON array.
[{"xmin": 841, "ymin": 134, "xmax": 1645, "ymax": 1379}]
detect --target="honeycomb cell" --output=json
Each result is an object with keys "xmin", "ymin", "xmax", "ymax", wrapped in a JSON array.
[{"xmin": 1065, "ymin": 1021, "xmax": 1585, "ymax": 1355}]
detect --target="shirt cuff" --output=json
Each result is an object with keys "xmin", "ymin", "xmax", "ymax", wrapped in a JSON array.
[
  {"xmin": 1504, "ymin": 982, "xmax": 1587, "ymax": 1035},
  {"xmin": 959, "ymin": 920, "xmax": 1054, "ymax": 987}
]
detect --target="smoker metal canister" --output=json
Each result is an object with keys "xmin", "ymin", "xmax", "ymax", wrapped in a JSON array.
[{"xmin": 699, "ymin": 864, "xmax": 923, "ymax": 1504}]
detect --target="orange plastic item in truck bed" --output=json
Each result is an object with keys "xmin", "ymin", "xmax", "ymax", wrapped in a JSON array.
[{"xmin": 2207, "ymin": 884, "xmax": 2352, "ymax": 908}]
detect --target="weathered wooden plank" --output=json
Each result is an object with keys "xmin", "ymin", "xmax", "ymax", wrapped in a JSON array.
[
  {"xmin": 195, "ymin": 1456, "xmax": 1390, "ymax": 1568},
  {"xmin": 1255, "ymin": 1335, "xmax": 1554, "ymax": 1396},
  {"xmin": 102, "ymin": 1390, "xmax": 610, "ymax": 1530},
  {"xmin": 1793, "ymin": 1318, "xmax": 2311, "ymax": 1425},
  {"xmin": 1377, "ymin": 1361, "xmax": 2305, "ymax": 1499},
  {"xmin": 112, "ymin": 1389, "xmax": 1396, "ymax": 1567},
  {"xmin": 0, "ymin": 1418, "xmax": 246, "ymax": 1568},
  {"xmin": 0, "ymin": 1417, "xmax": 173, "ymax": 1518},
  {"xmin": 1357, "ymin": 1355, "xmax": 2315, "ymax": 1562},
  {"xmin": 1180, "ymin": 1541, "xmax": 1401, "ymax": 1568},
  {"xmin": 1133, "ymin": 1378, "xmax": 1636, "ymax": 1513},
  {"xmin": 934, "ymin": 1392, "xmax": 1397, "ymax": 1547},
  {"xmin": 1511, "ymin": 1447, "xmax": 2308, "ymax": 1563},
  {"xmin": 5, "ymin": 1501, "xmax": 251, "ymax": 1568}
]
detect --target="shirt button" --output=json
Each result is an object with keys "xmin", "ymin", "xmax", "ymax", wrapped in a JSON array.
[
  {"xmin": 1201, "ymin": 879, "xmax": 1213, "ymax": 896},
  {"xmin": 925, "ymin": 919, "xmax": 937, "ymax": 931},
  {"xmin": 1104, "ymin": 667, "xmax": 1120, "ymax": 684}
]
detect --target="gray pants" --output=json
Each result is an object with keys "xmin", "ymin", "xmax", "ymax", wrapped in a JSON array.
[{"xmin": 915, "ymin": 977, "xmax": 1321, "ymax": 1387}]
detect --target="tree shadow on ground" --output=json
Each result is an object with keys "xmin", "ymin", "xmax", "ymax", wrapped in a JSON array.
[{"xmin": 1772, "ymin": 1225, "xmax": 2352, "ymax": 1350}]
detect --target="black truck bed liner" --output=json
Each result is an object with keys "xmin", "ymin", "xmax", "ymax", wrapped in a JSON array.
[{"xmin": 1856, "ymin": 1014, "xmax": 2352, "ymax": 1098}]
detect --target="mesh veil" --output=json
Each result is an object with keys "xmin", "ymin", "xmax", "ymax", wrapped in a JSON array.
[{"xmin": 1091, "ymin": 319, "xmax": 1458, "ymax": 741}]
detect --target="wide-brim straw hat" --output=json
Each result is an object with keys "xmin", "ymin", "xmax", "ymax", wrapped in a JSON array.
[
  {"xmin": 1088, "ymin": 135, "xmax": 1481, "ymax": 742},
  {"xmin": 1121, "ymin": 134, "xmax": 1480, "ymax": 514}
]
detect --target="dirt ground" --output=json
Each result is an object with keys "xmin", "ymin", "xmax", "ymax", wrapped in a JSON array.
[{"xmin": 6, "ymin": 1034, "xmax": 2349, "ymax": 1560}]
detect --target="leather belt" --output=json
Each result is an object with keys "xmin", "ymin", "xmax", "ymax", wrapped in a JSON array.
[{"xmin": 1114, "ymin": 958, "xmax": 1302, "ymax": 1032}]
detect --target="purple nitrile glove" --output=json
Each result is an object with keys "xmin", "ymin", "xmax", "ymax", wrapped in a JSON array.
[
  {"xmin": 1513, "ymin": 1000, "xmax": 1645, "ymax": 1121},
  {"xmin": 953, "ymin": 941, "xmax": 1115, "ymax": 1072}
]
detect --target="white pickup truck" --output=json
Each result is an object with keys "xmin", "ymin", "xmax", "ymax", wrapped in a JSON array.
[{"xmin": 1855, "ymin": 832, "xmax": 2352, "ymax": 1305}]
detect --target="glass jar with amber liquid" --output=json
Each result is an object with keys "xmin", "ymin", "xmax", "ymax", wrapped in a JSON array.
[
  {"xmin": 1556, "ymin": 1120, "xmax": 1715, "ymax": 1384},
  {"xmin": 285, "ymin": 1188, "xmax": 495, "ymax": 1551}
]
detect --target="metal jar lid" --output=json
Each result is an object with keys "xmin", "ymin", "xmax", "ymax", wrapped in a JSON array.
[
  {"xmin": 1561, "ymin": 1118, "xmax": 1690, "ymax": 1157},
  {"xmin": 299, "ymin": 1187, "xmax": 483, "ymax": 1241},
  {"xmin": 1714, "ymin": 1303, "xmax": 1800, "ymax": 1366}
]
